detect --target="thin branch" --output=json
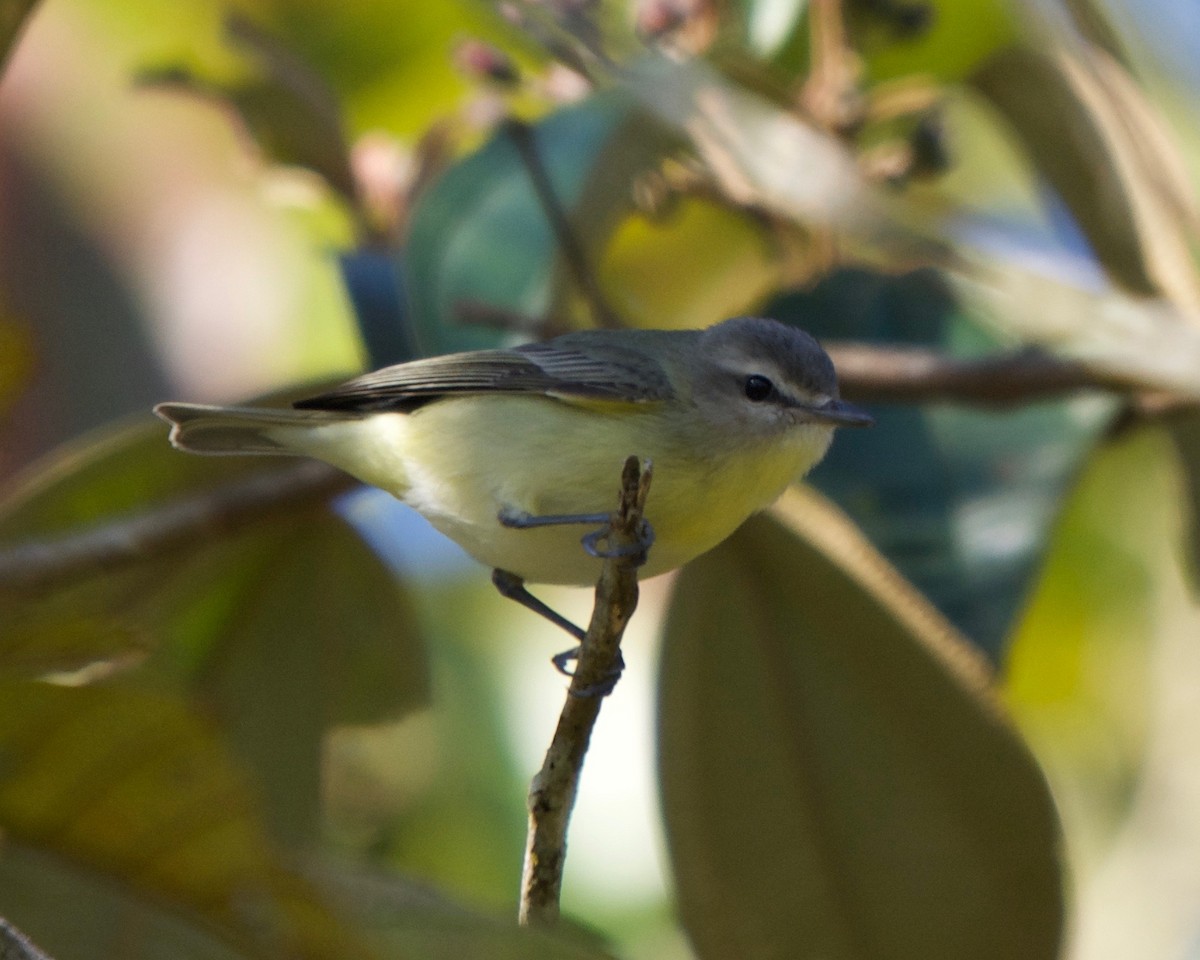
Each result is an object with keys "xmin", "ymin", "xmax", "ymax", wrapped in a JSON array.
[
  {"xmin": 0, "ymin": 461, "xmax": 353, "ymax": 595},
  {"xmin": 825, "ymin": 343, "xmax": 1133, "ymax": 404},
  {"xmin": 502, "ymin": 118, "xmax": 623, "ymax": 330},
  {"xmin": 519, "ymin": 456, "xmax": 652, "ymax": 926},
  {"xmin": 0, "ymin": 919, "xmax": 53, "ymax": 960},
  {"xmin": 450, "ymin": 299, "xmax": 1161, "ymax": 405}
]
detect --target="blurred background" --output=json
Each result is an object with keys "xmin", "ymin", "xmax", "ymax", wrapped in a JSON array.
[{"xmin": 1, "ymin": 0, "xmax": 1200, "ymax": 958}]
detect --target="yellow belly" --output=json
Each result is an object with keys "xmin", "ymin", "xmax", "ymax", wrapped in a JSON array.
[{"xmin": 281, "ymin": 394, "xmax": 832, "ymax": 585}]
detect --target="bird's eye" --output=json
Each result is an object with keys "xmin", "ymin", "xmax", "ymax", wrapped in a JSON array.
[{"xmin": 743, "ymin": 375, "xmax": 774, "ymax": 402}]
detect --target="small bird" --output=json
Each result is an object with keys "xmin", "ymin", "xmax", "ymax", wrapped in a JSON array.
[{"xmin": 156, "ymin": 316, "xmax": 870, "ymax": 637}]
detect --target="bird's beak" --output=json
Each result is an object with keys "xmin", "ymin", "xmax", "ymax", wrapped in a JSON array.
[{"xmin": 801, "ymin": 397, "xmax": 874, "ymax": 427}]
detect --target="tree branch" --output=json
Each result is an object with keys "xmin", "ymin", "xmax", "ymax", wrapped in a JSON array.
[
  {"xmin": 451, "ymin": 301, "xmax": 1160, "ymax": 406},
  {"xmin": 0, "ymin": 461, "xmax": 353, "ymax": 595},
  {"xmin": 519, "ymin": 455, "xmax": 652, "ymax": 926},
  {"xmin": 826, "ymin": 342, "xmax": 1133, "ymax": 404},
  {"xmin": 502, "ymin": 118, "xmax": 622, "ymax": 330}
]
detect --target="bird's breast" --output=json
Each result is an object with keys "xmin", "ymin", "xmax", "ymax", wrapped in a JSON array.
[{"xmin": 396, "ymin": 395, "xmax": 831, "ymax": 585}]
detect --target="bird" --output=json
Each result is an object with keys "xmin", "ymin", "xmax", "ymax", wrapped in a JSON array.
[{"xmin": 155, "ymin": 316, "xmax": 871, "ymax": 640}]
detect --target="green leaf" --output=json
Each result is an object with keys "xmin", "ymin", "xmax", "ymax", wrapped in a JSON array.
[
  {"xmin": 623, "ymin": 55, "xmax": 879, "ymax": 230},
  {"xmin": 598, "ymin": 198, "xmax": 779, "ymax": 331},
  {"xmin": 1171, "ymin": 410, "xmax": 1200, "ymax": 585},
  {"xmin": 1006, "ymin": 426, "xmax": 1186, "ymax": 852},
  {"xmin": 139, "ymin": 15, "xmax": 356, "ymax": 205},
  {"xmin": 848, "ymin": 0, "xmax": 1018, "ymax": 85},
  {"xmin": 0, "ymin": 681, "xmax": 377, "ymax": 960},
  {"xmin": 771, "ymin": 267, "xmax": 1118, "ymax": 659},
  {"xmin": 659, "ymin": 487, "xmax": 1064, "ymax": 960},
  {"xmin": 0, "ymin": 315, "xmax": 34, "ymax": 418},
  {"xmin": 404, "ymin": 91, "xmax": 676, "ymax": 353},
  {"xmin": 319, "ymin": 864, "xmax": 619, "ymax": 960},
  {"xmin": 0, "ymin": 419, "xmax": 429, "ymax": 846}
]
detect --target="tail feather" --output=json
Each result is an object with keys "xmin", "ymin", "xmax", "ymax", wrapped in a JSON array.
[{"xmin": 153, "ymin": 403, "xmax": 348, "ymax": 456}]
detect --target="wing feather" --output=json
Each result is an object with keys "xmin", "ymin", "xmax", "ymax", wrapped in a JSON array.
[{"xmin": 293, "ymin": 340, "xmax": 675, "ymax": 412}]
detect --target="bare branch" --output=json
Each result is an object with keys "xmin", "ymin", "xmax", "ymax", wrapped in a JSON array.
[
  {"xmin": 451, "ymin": 300, "xmax": 1156, "ymax": 405},
  {"xmin": 502, "ymin": 118, "xmax": 623, "ymax": 330},
  {"xmin": 825, "ymin": 342, "xmax": 1135, "ymax": 404},
  {"xmin": 0, "ymin": 461, "xmax": 353, "ymax": 595},
  {"xmin": 519, "ymin": 456, "xmax": 652, "ymax": 926}
]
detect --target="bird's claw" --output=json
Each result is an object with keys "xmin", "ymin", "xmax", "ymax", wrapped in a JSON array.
[{"xmin": 581, "ymin": 518, "xmax": 655, "ymax": 564}]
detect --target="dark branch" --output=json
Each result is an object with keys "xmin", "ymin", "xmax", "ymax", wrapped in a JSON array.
[
  {"xmin": 519, "ymin": 456, "xmax": 652, "ymax": 926},
  {"xmin": 826, "ymin": 343, "xmax": 1131, "ymax": 405},
  {"xmin": 502, "ymin": 118, "xmax": 623, "ymax": 330},
  {"xmin": 0, "ymin": 461, "xmax": 353, "ymax": 595},
  {"xmin": 450, "ymin": 301, "xmax": 1158, "ymax": 405}
]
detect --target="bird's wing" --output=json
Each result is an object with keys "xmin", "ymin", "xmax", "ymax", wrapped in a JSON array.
[{"xmin": 293, "ymin": 341, "xmax": 675, "ymax": 413}]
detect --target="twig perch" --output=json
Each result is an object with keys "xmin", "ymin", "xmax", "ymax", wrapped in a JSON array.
[{"xmin": 519, "ymin": 455, "xmax": 652, "ymax": 927}]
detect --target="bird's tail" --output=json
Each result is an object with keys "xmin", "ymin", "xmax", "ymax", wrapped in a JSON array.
[{"xmin": 154, "ymin": 403, "xmax": 351, "ymax": 456}]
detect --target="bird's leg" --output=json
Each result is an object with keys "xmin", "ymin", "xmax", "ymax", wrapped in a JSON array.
[
  {"xmin": 490, "ymin": 567, "xmax": 626, "ymax": 688},
  {"xmin": 496, "ymin": 507, "xmax": 643, "ymax": 688},
  {"xmin": 498, "ymin": 508, "xmax": 610, "ymax": 529},
  {"xmin": 582, "ymin": 518, "xmax": 655, "ymax": 563},
  {"xmin": 491, "ymin": 569, "xmax": 585, "ymax": 673},
  {"xmin": 499, "ymin": 508, "xmax": 655, "ymax": 564}
]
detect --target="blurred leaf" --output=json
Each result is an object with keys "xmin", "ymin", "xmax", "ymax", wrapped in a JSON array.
[
  {"xmin": 744, "ymin": 0, "xmax": 809, "ymax": 59},
  {"xmin": 959, "ymin": 255, "xmax": 1200, "ymax": 398},
  {"xmin": 848, "ymin": 0, "xmax": 1017, "ymax": 84},
  {"xmin": 0, "ymin": 419, "xmax": 429, "ymax": 845},
  {"xmin": 321, "ymin": 576, "xmax": 536, "ymax": 910},
  {"xmin": 265, "ymin": 0, "xmax": 521, "ymax": 137},
  {"xmin": 3, "ymin": 844, "xmax": 247, "ymax": 960},
  {"xmin": 1, "ymin": 611, "xmax": 149, "ymax": 677},
  {"xmin": 1005, "ymin": 426, "xmax": 1200, "ymax": 960},
  {"xmin": 0, "ymin": 0, "xmax": 38, "ymax": 72},
  {"xmin": 0, "ymin": 316, "xmax": 35, "ymax": 418},
  {"xmin": 1006, "ymin": 428, "xmax": 1177, "ymax": 848},
  {"xmin": 0, "ymin": 681, "xmax": 377, "ymax": 960},
  {"xmin": 773, "ymin": 268, "xmax": 1117, "ymax": 659},
  {"xmin": 319, "ymin": 864, "xmax": 619, "ymax": 960},
  {"xmin": 972, "ymin": 44, "xmax": 1200, "ymax": 307},
  {"xmin": 139, "ymin": 14, "xmax": 357, "ymax": 204},
  {"xmin": 625, "ymin": 55, "xmax": 879, "ymax": 231},
  {"xmin": 404, "ymin": 91, "xmax": 677, "ymax": 353},
  {"xmin": 1170, "ymin": 409, "xmax": 1200, "ymax": 585},
  {"xmin": 598, "ymin": 198, "xmax": 778, "ymax": 330},
  {"xmin": 659, "ymin": 486, "xmax": 1064, "ymax": 960}
]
